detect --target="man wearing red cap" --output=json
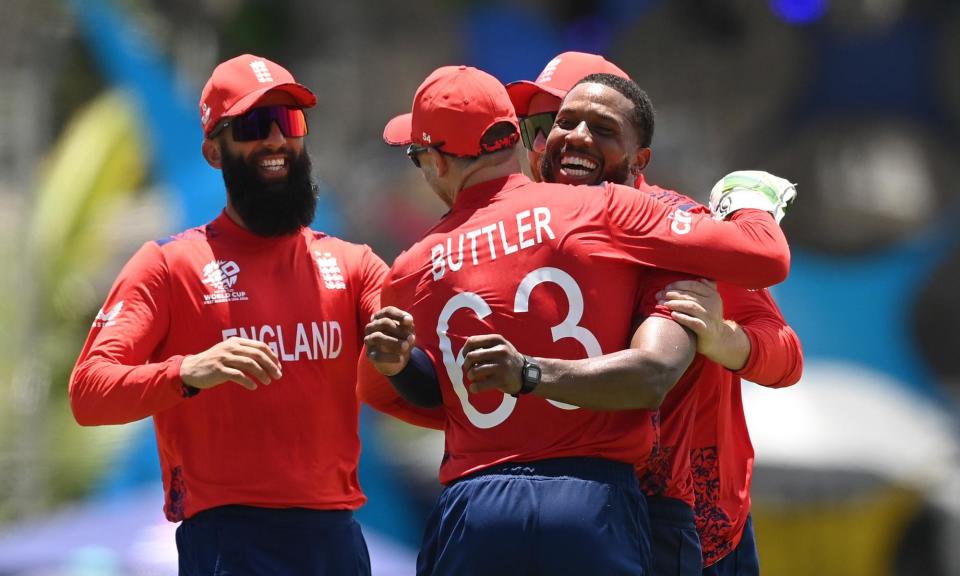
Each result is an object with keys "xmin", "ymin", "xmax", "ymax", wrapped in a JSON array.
[
  {"xmin": 507, "ymin": 56, "xmax": 803, "ymax": 576},
  {"xmin": 363, "ymin": 64, "xmax": 796, "ymax": 574},
  {"xmin": 70, "ymin": 54, "xmax": 383, "ymax": 575},
  {"xmin": 508, "ymin": 51, "xmax": 630, "ymax": 182}
]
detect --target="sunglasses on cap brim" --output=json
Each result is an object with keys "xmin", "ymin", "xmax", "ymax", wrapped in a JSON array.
[
  {"xmin": 209, "ymin": 106, "xmax": 308, "ymax": 142},
  {"xmin": 519, "ymin": 112, "xmax": 557, "ymax": 153}
]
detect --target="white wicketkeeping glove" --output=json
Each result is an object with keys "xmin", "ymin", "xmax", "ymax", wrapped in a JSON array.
[{"xmin": 708, "ymin": 170, "xmax": 797, "ymax": 224}]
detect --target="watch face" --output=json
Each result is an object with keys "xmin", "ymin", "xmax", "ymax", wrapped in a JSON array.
[
  {"xmin": 523, "ymin": 358, "xmax": 541, "ymax": 385},
  {"xmin": 528, "ymin": 365, "xmax": 542, "ymax": 382}
]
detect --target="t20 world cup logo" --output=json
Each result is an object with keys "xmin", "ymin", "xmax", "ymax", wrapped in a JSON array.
[{"xmin": 202, "ymin": 260, "xmax": 240, "ymax": 292}]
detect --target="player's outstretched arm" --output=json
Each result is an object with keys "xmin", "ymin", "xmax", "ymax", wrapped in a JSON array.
[
  {"xmin": 461, "ymin": 317, "xmax": 696, "ymax": 410},
  {"xmin": 363, "ymin": 306, "xmax": 443, "ymax": 408},
  {"xmin": 661, "ymin": 279, "xmax": 803, "ymax": 387},
  {"xmin": 71, "ymin": 241, "xmax": 213, "ymax": 426},
  {"xmin": 609, "ymin": 171, "xmax": 797, "ymax": 289},
  {"xmin": 717, "ymin": 284, "xmax": 803, "ymax": 387},
  {"xmin": 356, "ymin": 355, "xmax": 446, "ymax": 429},
  {"xmin": 364, "ymin": 306, "xmax": 416, "ymax": 376}
]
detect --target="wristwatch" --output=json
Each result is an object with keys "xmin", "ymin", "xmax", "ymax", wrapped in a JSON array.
[{"xmin": 513, "ymin": 355, "xmax": 541, "ymax": 397}]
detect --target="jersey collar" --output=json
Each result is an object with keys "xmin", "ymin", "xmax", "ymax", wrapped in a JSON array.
[{"xmin": 451, "ymin": 173, "xmax": 531, "ymax": 211}]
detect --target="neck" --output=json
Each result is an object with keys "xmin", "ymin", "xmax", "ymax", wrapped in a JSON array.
[{"xmin": 449, "ymin": 154, "xmax": 522, "ymax": 204}]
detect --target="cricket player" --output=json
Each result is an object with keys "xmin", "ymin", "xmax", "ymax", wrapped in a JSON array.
[
  {"xmin": 362, "ymin": 64, "xmax": 795, "ymax": 575},
  {"xmin": 69, "ymin": 54, "xmax": 386, "ymax": 575},
  {"xmin": 509, "ymin": 54, "xmax": 803, "ymax": 575}
]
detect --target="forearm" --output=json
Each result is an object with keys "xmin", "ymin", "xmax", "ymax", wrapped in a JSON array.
[
  {"xmin": 386, "ymin": 347, "xmax": 443, "ymax": 408},
  {"xmin": 736, "ymin": 323, "xmax": 803, "ymax": 387},
  {"xmin": 701, "ymin": 320, "xmax": 751, "ymax": 371},
  {"xmin": 70, "ymin": 355, "xmax": 187, "ymax": 426},
  {"xmin": 532, "ymin": 349, "xmax": 688, "ymax": 411},
  {"xmin": 694, "ymin": 210, "xmax": 790, "ymax": 288}
]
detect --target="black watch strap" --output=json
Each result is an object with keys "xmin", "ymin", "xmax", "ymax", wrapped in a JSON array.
[
  {"xmin": 179, "ymin": 381, "xmax": 201, "ymax": 398},
  {"xmin": 512, "ymin": 355, "xmax": 541, "ymax": 397}
]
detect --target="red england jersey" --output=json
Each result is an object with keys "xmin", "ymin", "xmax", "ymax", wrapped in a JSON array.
[
  {"xmin": 691, "ymin": 283, "xmax": 802, "ymax": 566},
  {"xmin": 70, "ymin": 212, "xmax": 388, "ymax": 521},
  {"xmin": 636, "ymin": 181, "xmax": 711, "ymax": 508},
  {"xmin": 372, "ymin": 173, "xmax": 790, "ymax": 484},
  {"xmin": 632, "ymin": 178, "xmax": 802, "ymax": 566}
]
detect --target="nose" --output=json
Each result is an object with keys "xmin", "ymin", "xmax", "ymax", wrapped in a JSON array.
[
  {"xmin": 565, "ymin": 121, "xmax": 592, "ymax": 146},
  {"xmin": 262, "ymin": 121, "xmax": 287, "ymax": 148}
]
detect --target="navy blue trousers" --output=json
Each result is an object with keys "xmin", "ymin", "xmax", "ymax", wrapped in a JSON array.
[
  {"xmin": 648, "ymin": 496, "xmax": 703, "ymax": 576},
  {"xmin": 176, "ymin": 506, "xmax": 370, "ymax": 575},
  {"xmin": 417, "ymin": 457, "xmax": 650, "ymax": 576},
  {"xmin": 702, "ymin": 515, "xmax": 760, "ymax": 576}
]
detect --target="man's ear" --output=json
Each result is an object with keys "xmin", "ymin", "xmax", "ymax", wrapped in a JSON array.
[
  {"xmin": 631, "ymin": 147, "xmax": 651, "ymax": 174},
  {"xmin": 202, "ymin": 139, "xmax": 222, "ymax": 169}
]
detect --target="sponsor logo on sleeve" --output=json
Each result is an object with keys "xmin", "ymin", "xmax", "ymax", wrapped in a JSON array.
[
  {"xmin": 201, "ymin": 260, "xmax": 248, "ymax": 304},
  {"xmin": 314, "ymin": 251, "xmax": 346, "ymax": 290},
  {"xmin": 93, "ymin": 301, "xmax": 124, "ymax": 327}
]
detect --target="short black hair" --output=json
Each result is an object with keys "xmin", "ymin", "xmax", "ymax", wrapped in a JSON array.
[{"xmin": 573, "ymin": 73, "xmax": 655, "ymax": 148}]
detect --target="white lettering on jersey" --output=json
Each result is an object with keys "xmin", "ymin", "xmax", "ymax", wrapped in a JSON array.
[
  {"xmin": 202, "ymin": 260, "xmax": 248, "ymax": 304},
  {"xmin": 222, "ymin": 321, "xmax": 342, "ymax": 361},
  {"xmin": 669, "ymin": 208, "xmax": 693, "ymax": 235},
  {"xmin": 430, "ymin": 207, "xmax": 556, "ymax": 281},
  {"xmin": 438, "ymin": 266, "xmax": 601, "ymax": 429}
]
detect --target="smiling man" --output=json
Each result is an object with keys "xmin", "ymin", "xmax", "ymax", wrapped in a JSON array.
[
  {"xmin": 69, "ymin": 54, "xmax": 387, "ymax": 575},
  {"xmin": 540, "ymin": 73, "xmax": 653, "ymax": 188},
  {"xmin": 360, "ymin": 64, "xmax": 799, "ymax": 575},
  {"xmin": 538, "ymin": 71, "xmax": 803, "ymax": 576}
]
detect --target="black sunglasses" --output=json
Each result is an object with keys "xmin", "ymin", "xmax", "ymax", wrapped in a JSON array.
[
  {"xmin": 406, "ymin": 142, "xmax": 445, "ymax": 168},
  {"xmin": 518, "ymin": 112, "xmax": 556, "ymax": 152},
  {"xmin": 209, "ymin": 106, "xmax": 308, "ymax": 142}
]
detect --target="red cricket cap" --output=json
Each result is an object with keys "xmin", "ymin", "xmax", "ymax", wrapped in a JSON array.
[
  {"xmin": 506, "ymin": 52, "xmax": 630, "ymax": 117},
  {"xmin": 199, "ymin": 54, "xmax": 317, "ymax": 137},
  {"xmin": 383, "ymin": 65, "xmax": 519, "ymax": 157}
]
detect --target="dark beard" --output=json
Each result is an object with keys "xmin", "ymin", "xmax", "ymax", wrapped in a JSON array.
[
  {"xmin": 221, "ymin": 144, "xmax": 318, "ymax": 237},
  {"xmin": 540, "ymin": 150, "xmax": 632, "ymax": 186}
]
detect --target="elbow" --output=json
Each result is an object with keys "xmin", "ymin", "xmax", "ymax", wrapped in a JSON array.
[
  {"xmin": 775, "ymin": 357, "xmax": 804, "ymax": 388},
  {"xmin": 69, "ymin": 389, "xmax": 100, "ymax": 427},
  {"xmin": 69, "ymin": 372, "xmax": 112, "ymax": 427},
  {"xmin": 636, "ymin": 363, "xmax": 685, "ymax": 410},
  {"xmin": 770, "ymin": 331, "xmax": 804, "ymax": 388},
  {"xmin": 759, "ymin": 245, "xmax": 791, "ymax": 287}
]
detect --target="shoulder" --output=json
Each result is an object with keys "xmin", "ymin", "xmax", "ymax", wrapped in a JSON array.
[
  {"xmin": 304, "ymin": 229, "xmax": 376, "ymax": 256},
  {"xmin": 303, "ymin": 229, "xmax": 388, "ymax": 274},
  {"xmin": 638, "ymin": 181, "xmax": 708, "ymax": 214},
  {"xmin": 152, "ymin": 223, "xmax": 212, "ymax": 251}
]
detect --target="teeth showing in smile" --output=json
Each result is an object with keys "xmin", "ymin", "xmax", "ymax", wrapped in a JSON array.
[
  {"xmin": 560, "ymin": 154, "xmax": 598, "ymax": 177},
  {"xmin": 260, "ymin": 157, "xmax": 286, "ymax": 172}
]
